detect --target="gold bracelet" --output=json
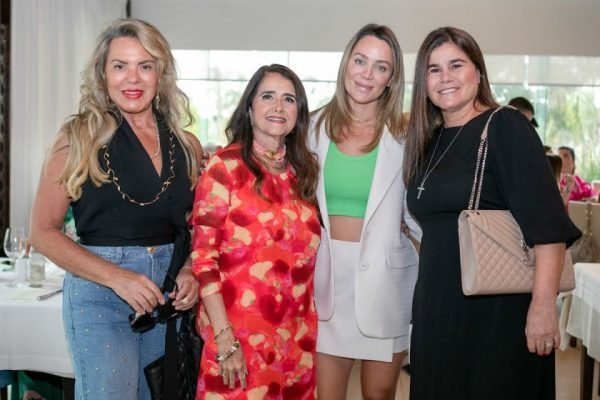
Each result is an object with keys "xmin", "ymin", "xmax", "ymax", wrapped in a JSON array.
[
  {"xmin": 214, "ymin": 324, "xmax": 232, "ymax": 341},
  {"xmin": 215, "ymin": 339, "xmax": 241, "ymax": 363}
]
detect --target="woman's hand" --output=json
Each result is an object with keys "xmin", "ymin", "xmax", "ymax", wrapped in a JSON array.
[
  {"xmin": 216, "ymin": 330, "xmax": 248, "ymax": 390},
  {"xmin": 171, "ymin": 266, "xmax": 199, "ymax": 310},
  {"xmin": 526, "ymin": 243, "xmax": 564, "ymax": 356},
  {"xmin": 564, "ymin": 173, "xmax": 574, "ymax": 192},
  {"xmin": 107, "ymin": 268, "xmax": 164, "ymax": 315},
  {"xmin": 525, "ymin": 297, "xmax": 560, "ymax": 356},
  {"xmin": 201, "ymin": 294, "xmax": 245, "ymax": 388},
  {"xmin": 199, "ymin": 152, "xmax": 210, "ymax": 175}
]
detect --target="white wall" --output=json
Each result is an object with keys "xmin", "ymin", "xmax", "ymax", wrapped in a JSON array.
[{"xmin": 132, "ymin": 0, "xmax": 600, "ymax": 56}]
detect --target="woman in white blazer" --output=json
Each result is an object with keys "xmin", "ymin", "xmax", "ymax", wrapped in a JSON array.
[{"xmin": 309, "ymin": 24, "xmax": 421, "ymax": 400}]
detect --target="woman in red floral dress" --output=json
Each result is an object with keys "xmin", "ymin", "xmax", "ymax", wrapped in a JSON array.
[{"xmin": 190, "ymin": 64, "xmax": 321, "ymax": 399}]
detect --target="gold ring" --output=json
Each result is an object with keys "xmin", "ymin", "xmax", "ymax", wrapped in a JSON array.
[{"xmin": 182, "ymin": 297, "xmax": 189, "ymax": 304}]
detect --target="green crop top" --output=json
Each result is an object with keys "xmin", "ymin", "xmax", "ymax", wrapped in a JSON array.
[{"xmin": 324, "ymin": 141, "xmax": 378, "ymax": 218}]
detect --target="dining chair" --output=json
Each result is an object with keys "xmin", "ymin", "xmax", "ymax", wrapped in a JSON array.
[{"xmin": 0, "ymin": 370, "xmax": 14, "ymax": 400}]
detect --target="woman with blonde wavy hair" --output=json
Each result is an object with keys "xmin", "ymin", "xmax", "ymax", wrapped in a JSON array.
[
  {"xmin": 309, "ymin": 23, "xmax": 421, "ymax": 399},
  {"xmin": 30, "ymin": 18, "xmax": 203, "ymax": 399}
]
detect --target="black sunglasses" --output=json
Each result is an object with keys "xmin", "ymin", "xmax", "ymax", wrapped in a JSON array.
[{"xmin": 128, "ymin": 280, "xmax": 181, "ymax": 333}]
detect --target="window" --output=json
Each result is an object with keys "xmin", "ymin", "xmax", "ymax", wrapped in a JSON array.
[{"xmin": 175, "ymin": 50, "xmax": 600, "ymax": 181}]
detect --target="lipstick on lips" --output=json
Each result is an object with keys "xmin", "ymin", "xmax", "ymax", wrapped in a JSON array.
[{"xmin": 122, "ymin": 89, "xmax": 143, "ymax": 99}]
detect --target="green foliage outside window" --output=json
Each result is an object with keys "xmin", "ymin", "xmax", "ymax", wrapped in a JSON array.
[
  {"xmin": 494, "ymin": 85, "xmax": 600, "ymax": 181},
  {"xmin": 181, "ymin": 79, "xmax": 600, "ymax": 183}
]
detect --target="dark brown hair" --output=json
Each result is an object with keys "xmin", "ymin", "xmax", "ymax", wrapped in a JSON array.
[
  {"xmin": 225, "ymin": 64, "xmax": 319, "ymax": 203},
  {"xmin": 403, "ymin": 26, "xmax": 499, "ymax": 184},
  {"xmin": 547, "ymin": 154, "xmax": 563, "ymax": 181},
  {"xmin": 558, "ymin": 146, "xmax": 576, "ymax": 174}
]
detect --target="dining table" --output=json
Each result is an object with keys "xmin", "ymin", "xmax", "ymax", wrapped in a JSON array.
[
  {"xmin": 566, "ymin": 262, "xmax": 600, "ymax": 400},
  {"xmin": 0, "ymin": 261, "xmax": 73, "ymax": 381}
]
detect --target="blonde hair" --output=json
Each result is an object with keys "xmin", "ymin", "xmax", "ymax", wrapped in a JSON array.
[
  {"xmin": 314, "ymin": 24, "xmax": 407, "ymax": 150},
  {"xmin": 52, "ymin": 18, "xmax": 197, "ymax": 200}
]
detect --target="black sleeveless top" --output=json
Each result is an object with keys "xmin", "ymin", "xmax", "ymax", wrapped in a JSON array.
[{"xmin": 71, "ymin": 117, "xmax": 194, "ymax": 246}]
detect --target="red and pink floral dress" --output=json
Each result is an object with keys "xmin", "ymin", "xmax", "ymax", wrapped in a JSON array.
[{"xmin": 190, "ymin": 144, "xmax": 321, "ymax": 399}]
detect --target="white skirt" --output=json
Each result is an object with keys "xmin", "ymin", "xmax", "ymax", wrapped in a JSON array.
[{"xmin": 316, "ymin": 239, "xmax": 409, "ymax": 362}]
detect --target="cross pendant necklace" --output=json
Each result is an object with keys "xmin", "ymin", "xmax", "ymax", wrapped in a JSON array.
[
  {"xmin": 417, "ymin": 124, "xmax": 466, "ymax": 200},
  {"xmin": 417, "ymin": 184, "xmax": 426, "ymax": 199}
]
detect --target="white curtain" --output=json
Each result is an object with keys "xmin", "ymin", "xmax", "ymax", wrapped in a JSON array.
[{"xmin": 10, "ymin": 0, "xmax": 126, "ymax": 231}]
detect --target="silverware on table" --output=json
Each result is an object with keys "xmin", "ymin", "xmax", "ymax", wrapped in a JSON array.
[{"xmin": 36, "ymin": 289, "xmax": 63, "ymax": 301}]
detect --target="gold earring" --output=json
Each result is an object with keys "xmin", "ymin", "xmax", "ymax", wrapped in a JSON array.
[{"xmin": 155, "ymin": 92, "xmax": 161, "ymax": 108}]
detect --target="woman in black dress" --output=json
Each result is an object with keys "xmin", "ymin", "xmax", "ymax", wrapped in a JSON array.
[{"xmin": 403, "ymin": 27, "xmax": 581, "ymax": 399}]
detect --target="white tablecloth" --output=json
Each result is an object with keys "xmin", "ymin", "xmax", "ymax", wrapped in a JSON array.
[
  {"xmin": 567, "ymin": 262, "xmax": 600, "ymax": 361},
  {"xmin": 0, "ymin": 264, "xmax": 73, "ymax": 377}
]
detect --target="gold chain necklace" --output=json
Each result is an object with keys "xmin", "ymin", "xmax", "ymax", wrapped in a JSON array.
[
  {"xmin": 351, "ymin": 114, "xmax": 376, "ymax": 124},
  {"xmin": 102, "ymin": 133, "xmax": 176, "ymax": 206},
  {"xmin": 416, "ymin": 125, "xmax": 465, "ymax": 199},
  {"xmin": 148, "ymin": 121, "xmax": 161, "ymax": 159}
]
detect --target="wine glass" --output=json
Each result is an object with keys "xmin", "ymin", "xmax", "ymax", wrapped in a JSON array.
[{"xmin": 4, "ymin": 227, "xmax": 27, "ymax": 287}]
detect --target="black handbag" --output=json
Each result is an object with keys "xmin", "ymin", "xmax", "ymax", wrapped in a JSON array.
[
  {"xmin": 144, "ymin": 229, "xmax": 203, "ymax": 400},
  {"xmin": 144, "ymin": 309, "xmax": 202, "ymax": 400}
]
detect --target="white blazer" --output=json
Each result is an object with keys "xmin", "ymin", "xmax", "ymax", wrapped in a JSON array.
[{"xmin": 309, "ymin": 112, "xmax": 422, "ymax": 338}]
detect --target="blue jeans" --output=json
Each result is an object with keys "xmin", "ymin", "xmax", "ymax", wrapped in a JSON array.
[{"xmin": 63, "ymin": 244, "xmax": 173, "ymax": 400}]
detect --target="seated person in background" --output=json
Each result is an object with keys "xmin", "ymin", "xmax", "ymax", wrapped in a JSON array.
[
  {"xmin": 508, "ymin": 96, "xmax": 539, "ymax": 127},
  {"xmin": 558, "ymin": 146, "xmax": 598, "ymax": 202},
  {"xmin": 201, "ymin": 142, "xmax": 223, "ymax": 157},
  {"xmin": 547, "ymin": 154, "xmax": 570, "ymax": 206}
]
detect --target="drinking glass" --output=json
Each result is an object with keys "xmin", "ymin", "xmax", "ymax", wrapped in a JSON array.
[
  {"xmin": 28, "ymin": 246, "xmax": 46, "ymax": 288},
  {"xmin": 3, "ymin": 227, "xmax": 27, "ymax": 287}
]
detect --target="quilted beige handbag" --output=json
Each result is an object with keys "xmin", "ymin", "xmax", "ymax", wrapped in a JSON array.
[{"xmin": 458, "ymin": 107, "xmax": 576, "ymax": 295}]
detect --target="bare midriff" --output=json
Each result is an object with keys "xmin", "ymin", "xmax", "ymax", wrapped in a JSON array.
[{"xmin": 329, "ymin": 215, "xmax": 364, "ymax": 242}]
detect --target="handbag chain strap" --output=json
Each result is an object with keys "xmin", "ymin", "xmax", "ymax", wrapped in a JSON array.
[
  {"xmin": 584, "ymin": 202, "xmax": 593, "ymax": 236},
  {"xmin": 467, "ymin": 106, "xmax": 512, "ymax": 211},
  {"xmin": 466, "ymin": 106, "xmax": 533, "ymax": 260}
]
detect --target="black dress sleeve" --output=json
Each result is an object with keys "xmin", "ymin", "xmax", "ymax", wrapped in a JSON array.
[{"xmin": 487, "ymin": 108, "xmax": 581, "ymax": 247}]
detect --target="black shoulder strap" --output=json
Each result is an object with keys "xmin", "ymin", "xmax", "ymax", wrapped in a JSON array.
[{"xmin": 161, "ymin": 228, "xmax": 191, "ymax": 292}]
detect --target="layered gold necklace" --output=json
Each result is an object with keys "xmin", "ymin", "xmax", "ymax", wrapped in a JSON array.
[{"xmin": 252, "ymin": 141, "xmax": 287, "ymax": 171}]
